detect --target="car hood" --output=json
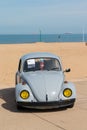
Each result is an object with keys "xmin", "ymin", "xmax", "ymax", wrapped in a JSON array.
[{"xmin": 22, "ymin": 71, "xmax": 64, "ymax": 102}]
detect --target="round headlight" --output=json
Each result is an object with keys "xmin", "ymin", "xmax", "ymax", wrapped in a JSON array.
[
  {"xmin": 20, "ymin": 90, "xmax": 29, "ymax": 99},
  {"xmin": 63, "ymin": 88, "xmax": 72, "ymax": 97}
]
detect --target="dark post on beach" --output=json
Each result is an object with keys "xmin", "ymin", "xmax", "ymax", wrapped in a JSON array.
[{"xmin": 40, "ymin": 30, "xmax": 42, "ymax": 42}]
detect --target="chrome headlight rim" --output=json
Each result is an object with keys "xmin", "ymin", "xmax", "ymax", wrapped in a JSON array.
[
  {"xmin": 20, "ymin": 90, "xmax": 30, "ymax": 99},
  {"xmin": 63, "ymin": 88, "xmax": 72, "ymax": 98}
]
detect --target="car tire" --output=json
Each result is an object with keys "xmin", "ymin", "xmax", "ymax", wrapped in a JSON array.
[
  {"xmin": 68, "ymin": 103, "xmax": 74, "ymax": 108},
  {"xmin": 16, "ymin": 104, "xmax": 23, "ymax": 110}
]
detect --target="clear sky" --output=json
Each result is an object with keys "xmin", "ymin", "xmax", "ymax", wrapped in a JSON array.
[{"xmin": 0, "ymin": 0, "xmax": 87, "ymax": 34}]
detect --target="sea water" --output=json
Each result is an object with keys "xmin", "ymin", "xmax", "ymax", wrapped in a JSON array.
[{"xmin": 0, "ymin": 34, "xmax": 87, "ymax": 44}]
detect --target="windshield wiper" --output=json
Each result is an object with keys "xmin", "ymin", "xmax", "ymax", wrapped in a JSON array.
[{"xmin": 50, "ymin": 67, "xmax": 59, "ymax": 71}]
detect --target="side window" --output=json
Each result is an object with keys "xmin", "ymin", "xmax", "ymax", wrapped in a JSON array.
[{"xmin": 18, "ymin": 59, "xmax": 22, "ymax": 72}]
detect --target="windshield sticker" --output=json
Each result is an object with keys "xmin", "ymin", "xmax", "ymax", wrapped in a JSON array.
[{"xmin": 27, "ymin": 59, "xmax": 35, "ymax": 68}]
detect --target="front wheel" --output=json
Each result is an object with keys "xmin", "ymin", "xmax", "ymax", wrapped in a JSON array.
[
  {"xmin": 68, "ymin": 103, "xmax": 74, "ymax": 108},
  {"xmin": 16, "ymin": 104, "xmax": 23, "ymax": 110}
]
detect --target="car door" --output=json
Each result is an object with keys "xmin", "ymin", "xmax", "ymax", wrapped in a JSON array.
[{"xmin": 15, "ymin": 59, "xmax": 22, "ymax": 85}]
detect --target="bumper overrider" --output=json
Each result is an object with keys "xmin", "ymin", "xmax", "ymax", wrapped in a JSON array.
[{"xmin": 17, "ymin": 98, "xmax": 76, "ymax": 109}]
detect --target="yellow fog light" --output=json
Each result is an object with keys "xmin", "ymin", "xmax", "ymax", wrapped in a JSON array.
[
  {"xmin": 20, "ymin": 90, "xmax": 29, "ymax": 99},
  {"xmin": 63, "ymin": 88, "xmax": 72, "ymax": 97}
]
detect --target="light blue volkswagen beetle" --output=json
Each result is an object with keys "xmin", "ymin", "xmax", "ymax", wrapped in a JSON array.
[{"xmin": 15, "ymin": 52, "xmax": 76, "ymax": 109}]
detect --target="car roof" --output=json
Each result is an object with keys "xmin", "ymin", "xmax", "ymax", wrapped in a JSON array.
[{"xmin": 21, "ymin": 52, "xmax": 61, "ymax": 62}]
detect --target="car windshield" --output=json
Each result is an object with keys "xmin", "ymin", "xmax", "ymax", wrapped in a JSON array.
[{"xmin": 23, "ymin": 57, "xmax": 61, "ymax": 72}]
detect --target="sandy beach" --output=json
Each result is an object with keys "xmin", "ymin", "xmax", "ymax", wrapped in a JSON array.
[{"xmin": 0, "ymin": 42, "xmax": 87, "ymax": 130}]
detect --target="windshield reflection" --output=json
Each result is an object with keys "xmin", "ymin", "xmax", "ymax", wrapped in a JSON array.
[{"xmin": 23, "ymin": 58, "xmax": 61, "ymax": 72}]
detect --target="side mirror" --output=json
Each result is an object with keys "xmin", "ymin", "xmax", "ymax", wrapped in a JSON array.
[{"xmin": 64, "ymin": 68, "xmax": 71, "ymax": 73}]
